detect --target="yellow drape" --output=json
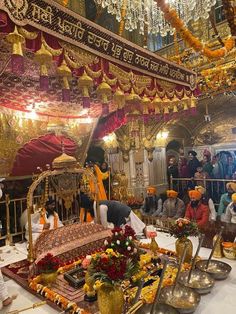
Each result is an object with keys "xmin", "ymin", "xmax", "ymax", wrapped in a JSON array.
[{"xmin": 89, "ymin": 165, "xmax": 107, "ymax": 200}]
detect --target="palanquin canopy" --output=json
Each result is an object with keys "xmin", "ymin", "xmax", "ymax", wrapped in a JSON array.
[{"xmin": 0, "ymin": 0, "xmax": 197, "ymax": 176}]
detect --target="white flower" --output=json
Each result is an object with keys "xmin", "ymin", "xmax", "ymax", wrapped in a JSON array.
[
  {"xmin": 104, "ymin": 240, "xmax": 108, "ymax": 246},
  {"xmin": 127, "ymin": 246, "xmax": 131, "ymax": 251},
  {"xmin": 116, "ymin": 240, "xmax": 120, "ymax": 245},
  {"xmin": 125, "ymin": 241, "xmax": 129, "ymax": 246},
  {"xmin": 129, "ymin": 236, "xmax": 133, "ymax": 240},
  {"xmin": 115, "ymin": 232, "xmax": 118, "ymax": 236},
  {"xmin": 86, "ymin": 255, "xmax": 92, "ymax": 260}
]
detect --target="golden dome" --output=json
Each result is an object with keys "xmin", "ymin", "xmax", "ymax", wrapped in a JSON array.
[{"xmin": 52, "ymin": 153, "xmax": 77, "ymax": 169}]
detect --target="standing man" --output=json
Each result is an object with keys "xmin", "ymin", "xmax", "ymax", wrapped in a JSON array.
[
  {"xmin": 188, "ymin": 150, "xmax": 201, "ymax": 178},
  {"xmin": 140, "ymin": 186, "xmax": 162, "ymax": 217},
  {"xmin": 185, "ymin": 190, "xmax": 209, "ymax": 228},
  {"xmin": 167, "ymin": 157, "xmax": 179, "ymax": 189}
]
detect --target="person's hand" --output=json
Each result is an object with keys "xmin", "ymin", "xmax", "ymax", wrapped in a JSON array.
[{"xmin": 43, "ymin": 223, "xmax": 50, "ymax": 230}]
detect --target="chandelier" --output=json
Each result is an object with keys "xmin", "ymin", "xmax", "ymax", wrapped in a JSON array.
[{"xmin": 95, "ymin": 0, "xmax": 216, "ymax": 36}]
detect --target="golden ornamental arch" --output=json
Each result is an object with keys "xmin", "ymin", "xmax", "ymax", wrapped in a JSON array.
[{"xmin": 26, "ymin": 152, "xmax": 100, "ymax": 262}]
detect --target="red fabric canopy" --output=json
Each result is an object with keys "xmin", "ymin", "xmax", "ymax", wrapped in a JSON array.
[{"xmin": 11, "ymin": 133, "xmax": 77, "ymax": 176}]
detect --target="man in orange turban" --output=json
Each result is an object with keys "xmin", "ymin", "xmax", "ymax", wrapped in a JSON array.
[
  {"xmin": 224, "ymin": 193, "xmax": 236, "ymax": 224},
  {"xmin": 185, "ymin": 190, "xmax": 209, "ymax": 228},
  {"xmin": 140, "ymin": 186, "xmax": 162, "ymax": 217},
  {"xmin": 161, "ymin": 190, "xmax": 185, "ymax": 219}
]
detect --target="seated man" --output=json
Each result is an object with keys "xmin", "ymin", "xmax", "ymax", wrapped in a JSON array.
[
  {"xmin": 218, "ymin": 182, "xmax": 236, "ymax": 220},
  {"xmin": 195, "ymin": 186, "xmax": 216, "ymax": 221},
  {"xmin": 25, "ymin": 199, "xmax": 63, "ymax": 242},
  {"xmin": 185, "ymin": 190, "xmax": 209, "ymax": 228},
  {"xmin": 161, "ymin": 190, "xmax": 185, "ymax": 219},
  {"xmin": 225, "ymin": 193, "xmax": 236, "ymax": 224},
  {"xmin": 140, "ymin": 186, "xmax": 162, "ymax": 217},
  {"xmin": 92, "ymin": 200, "xmax": 146, "ymax": 235}
]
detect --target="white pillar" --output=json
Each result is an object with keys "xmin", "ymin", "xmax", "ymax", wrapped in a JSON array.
[
  {"xmin": 129, "ymin": 150, "xmax": 136, "ymax": 188},
  {"xmin": 143, "ymin": 150, "xmax": 150, "ymax": 187}
]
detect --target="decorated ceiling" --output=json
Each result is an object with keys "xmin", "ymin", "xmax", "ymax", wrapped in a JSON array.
[
  {"xmin": 0, "ymin": 0, "xmax": 196, "ymax": 120},
  {"xmin": 0, "ymin": 0, "xmax": 199, "ymax": 176}
]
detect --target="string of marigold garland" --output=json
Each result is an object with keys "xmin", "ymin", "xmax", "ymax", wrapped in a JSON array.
[{"xmin": 155, "ymin": 0, "xmax": 235, "ymax": 60}]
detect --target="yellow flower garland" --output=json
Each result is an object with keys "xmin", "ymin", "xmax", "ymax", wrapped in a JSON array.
[
  {"xmin": 29, "ymin": 259, "xmax": 90, "ymax": 314},
  {"xmin": 155, "ymin": 0, "xmax": 235, "ymax": 60}
]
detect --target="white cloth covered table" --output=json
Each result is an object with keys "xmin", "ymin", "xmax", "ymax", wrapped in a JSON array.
[{"xmin": 0, "ymin": 232, "xmax": 235, "ymax": 313}]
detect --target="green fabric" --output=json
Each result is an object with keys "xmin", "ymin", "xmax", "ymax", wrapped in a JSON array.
[
  {"xmin": 202, "ymin": 162, "xmax": 213, "ymax": 176},
  {"xmin": 218, "ymin": 193, "xmax": 231, "ymax": 216}
]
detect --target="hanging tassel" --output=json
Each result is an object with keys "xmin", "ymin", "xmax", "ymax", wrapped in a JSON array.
[
  {"xmin": 190, "ymin": 96, "xmax": 197, "ymax": 115},
  {"xmin": 57, "ymin": 60, "xmax": 72, "ymax": 102},
  {"xmin": 78, "ymin": 71, "xmax": 93, "ymax": 108},
  {"xmin": 172, "ymin": 104, "xmax": 179, "ymax": 118},
  {"xmin": 97, "ymin": 80, "xmax": 112, "ymax": 115},
  {"xmin": 0, "ymin": 11, "xmax": 7, "ymax": 27},
  {"xmin": 6, "ymin": 26, "xmax": 25, "ymax": 74},
  {"xmin": 34, "ymin": 44, "xmax": 52, "ymax": 91},
  {"xmin": 163, "ymin": 106, "xmax": 170, "ymax": 121},
  {"xmin": 102, "ymin": 103, "xmax": 109, "ymax": 115}
]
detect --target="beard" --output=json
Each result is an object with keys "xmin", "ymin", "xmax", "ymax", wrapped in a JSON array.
[
  {"xmin": 145, "ymin": 196, "xmax": 156, "ymax": 213},
  {"xmin": 47, "ymin": 208, "xmax": 55, "ymax": 216}
]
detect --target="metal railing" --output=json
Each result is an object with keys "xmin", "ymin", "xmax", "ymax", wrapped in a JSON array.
[
  {"xmin": 170, "ymin": 176, "xmax": 236, "ymax": 206},
  {"xmin": 0, "ymin": 194, "xmax": 80, "ymax": 246}
]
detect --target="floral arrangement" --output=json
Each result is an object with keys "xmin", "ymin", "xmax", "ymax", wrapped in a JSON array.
[
  {"xmin": 87, "ymin": 248, "xmax": 139, "ymax": 284},
  {"xmin": 169, "ymin": 218, "xmax": 199, "ymax": 239},
  {"xmin": 104, "ymin": 226, "xmax": 139, "ymax": 262},
  {"xmin": 36, "ymin": 253, "xmax": 61, "ymax": 274}
]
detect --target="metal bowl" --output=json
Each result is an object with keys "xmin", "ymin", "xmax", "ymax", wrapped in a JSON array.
[
  {"xmin": 136, "ymin": 303, "xmax": 180, "ymax": 314},
  {"xmin": 159, "ymin": 283, "xmax": 201, "ymax": 314},
  {"xmin": 196, "ymin": 260, "xmax": 232, "ymax": 280},
  {"xmin": 178, "ymin": 270, "xmax": 215, "ymax": 294}
]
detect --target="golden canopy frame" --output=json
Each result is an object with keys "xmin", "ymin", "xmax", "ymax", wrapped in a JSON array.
[{"xmin": 26, "ymin": 163, "xmax": 100, "ymax": 262}]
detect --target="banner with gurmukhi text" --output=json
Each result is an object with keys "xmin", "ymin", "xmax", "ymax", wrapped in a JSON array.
[{"xmin": 0, "ymin": 0, "xmax": 196, "ymax": 88}]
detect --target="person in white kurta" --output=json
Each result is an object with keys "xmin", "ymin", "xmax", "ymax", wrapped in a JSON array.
[
  {"xmin": 24, "ymin": 200, "xmax": 63, "ymax": 242},
  {"xmin": 225, "ymin": 193, "xmax": 236, "ymax": 224}
]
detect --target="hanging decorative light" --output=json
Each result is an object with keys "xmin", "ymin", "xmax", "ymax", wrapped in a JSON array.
[{"xmin": 94, "ymin": 0, "xmax": 216, "ymax": 36}]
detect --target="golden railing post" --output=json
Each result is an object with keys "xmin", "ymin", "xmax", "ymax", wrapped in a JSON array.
[
  {"xmin": 203, "ymin": 175, "xmax": 207, "ymax": 189},
  {"xmin": 108, "ymin": 169, "xmax": 111, "ymax": 200},
  {"xmin": 170, "ymin": 174, "xmax": 173, "ymax": 189},
  {"xmin": 5, "ymin": 194, "xmax": 12, "ymax": 246},
  {"xmin": 27, "ymin": 205, "xmax": 34, "ymax": 262}
]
